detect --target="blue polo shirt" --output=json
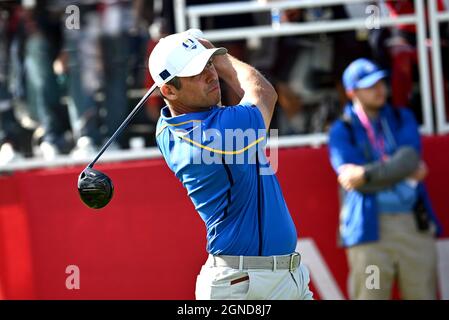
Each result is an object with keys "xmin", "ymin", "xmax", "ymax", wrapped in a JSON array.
[{"xmin": 156, "ymin": 103, "xmax": 297, "ymax": 256}]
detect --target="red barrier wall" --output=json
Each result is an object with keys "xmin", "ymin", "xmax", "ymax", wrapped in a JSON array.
[{"xmin": 0, "ymin": 135, "xmax": 448, "ymax": 300}]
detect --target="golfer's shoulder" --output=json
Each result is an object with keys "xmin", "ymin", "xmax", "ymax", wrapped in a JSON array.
[{"xmin": 213, "ymin": 102, "xmax": 265, "ymax": 130}]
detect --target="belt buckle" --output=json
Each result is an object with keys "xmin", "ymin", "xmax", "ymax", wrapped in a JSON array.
[{"xmin": 289, "ymin": 252, "xmax": 300, "ymax": 272}]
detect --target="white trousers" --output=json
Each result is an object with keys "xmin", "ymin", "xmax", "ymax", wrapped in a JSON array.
[{"xmin": 195, "ymin": 256, "xmax": 313, "ymax": 300}]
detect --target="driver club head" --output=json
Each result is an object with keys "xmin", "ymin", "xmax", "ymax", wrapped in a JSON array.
[
  {"xmin": 76, "ymin": 84, "xmax": 157, "ymax": 209},
  {"xmin": 78, "ymin": 167, "xmax": 114, "ymax": 209}
]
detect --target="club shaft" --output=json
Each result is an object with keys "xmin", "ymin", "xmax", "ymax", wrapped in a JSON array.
[{"xmin": 87, "ymin": 83, "xmax": 158, "ymax": 169}]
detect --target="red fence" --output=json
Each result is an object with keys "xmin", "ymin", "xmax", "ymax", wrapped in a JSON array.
[{"xmin": 1, "ymin": 135, "xmax": 448, "ymax": 299}]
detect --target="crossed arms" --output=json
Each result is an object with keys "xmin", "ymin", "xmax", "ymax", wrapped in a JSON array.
[{"xmin": 338, "ymin": 146, "xmax": 428, "ymax": 193}]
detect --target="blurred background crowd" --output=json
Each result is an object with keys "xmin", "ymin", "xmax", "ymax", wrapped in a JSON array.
[{"xmin": 0, "ymin": 0, "xmax": 448, "ymax": 165}]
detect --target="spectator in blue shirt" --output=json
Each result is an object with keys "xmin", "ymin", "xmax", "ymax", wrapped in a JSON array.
[{"xmin": 328, "ymin": 58, "xmax": 441, "ymax": 299}]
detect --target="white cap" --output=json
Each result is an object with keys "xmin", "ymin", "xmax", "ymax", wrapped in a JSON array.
[{"xmin": 148, "ymin": 30, "xmax": 227, "ymax": 86}]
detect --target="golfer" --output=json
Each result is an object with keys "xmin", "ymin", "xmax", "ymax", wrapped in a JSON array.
[{"xmin": 150, "ymin": 31, "xmax": 312, "ymax": 300}]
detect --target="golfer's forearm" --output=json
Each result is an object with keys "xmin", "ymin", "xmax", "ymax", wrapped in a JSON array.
[
  {"xmin": 218, "ymin": 55, "xmax": 272, "ymax": 94},
  {"xmin": 215, "ymin": 54, "xmax": 246, "ymax": 98},
  {"xmin": 215, "ymin": 54, "xmax": 277, "ymax": 128}
]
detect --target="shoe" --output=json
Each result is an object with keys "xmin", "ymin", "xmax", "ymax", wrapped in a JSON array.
[
  {"xmin": 39, "ymin": 141, "xmax": 60, "ymax": 160},
  {"xmin": 71, "ymin": 136, "xmax": 98, "ymax": 159},
  {"xmin": 0, "ymin": 142, "xmax": 23, "ymax": 165}
]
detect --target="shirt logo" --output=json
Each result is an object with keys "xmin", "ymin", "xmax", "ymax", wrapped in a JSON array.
[{"xmin": 182, "ymin": 38, "xmax": 197, "ymax": 51}]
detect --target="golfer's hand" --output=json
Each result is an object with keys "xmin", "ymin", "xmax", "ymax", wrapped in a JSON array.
[
  {"xmin": 197, "ymin": 37, "xmax": 214, "ymax": 50},
  {"xmin": 197, "ymin": 38, "xmax": 228, "ymax": 71},
  {"xmin": 338, "ymin": 164, "xmax": 366, "ymax": 191}
]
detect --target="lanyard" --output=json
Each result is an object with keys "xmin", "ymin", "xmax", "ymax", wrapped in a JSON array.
[{"xmin": 354, "ymin": 105, "xmax": 387, "ymax": 161}]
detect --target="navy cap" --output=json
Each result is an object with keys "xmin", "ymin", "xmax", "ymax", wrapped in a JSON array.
[{"xmin": 342, "ymin": 58, "xmax": 387, "ymax": 91}]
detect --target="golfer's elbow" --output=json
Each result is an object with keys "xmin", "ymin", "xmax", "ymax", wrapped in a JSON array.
[
  {"xmin": 243, "ymin": 70, "xmax": 277, "ymax": 128},
  {"xmin": 267, "ymin": 84, "xmax": 278, "ymax": 108},
  {"xmin": 262, "ymin": 81, "xmax": 277, "ymax": 125},
  {"xmin": 254, "ymin": 85, "xmax": 276, "ymax": 129}
]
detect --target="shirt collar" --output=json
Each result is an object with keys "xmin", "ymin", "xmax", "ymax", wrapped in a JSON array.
[{"xmin": 160, "ymin": 105, "xmax": 218, "ymax": 125}]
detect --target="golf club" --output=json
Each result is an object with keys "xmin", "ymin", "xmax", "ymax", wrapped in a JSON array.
[
  {"xmin": 78, "ymin": 83, "xmax": 157, "ymax": 209},
  {"xmin": 77, "ymin": 29, "xmax": 205, "ymax": 209}
]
